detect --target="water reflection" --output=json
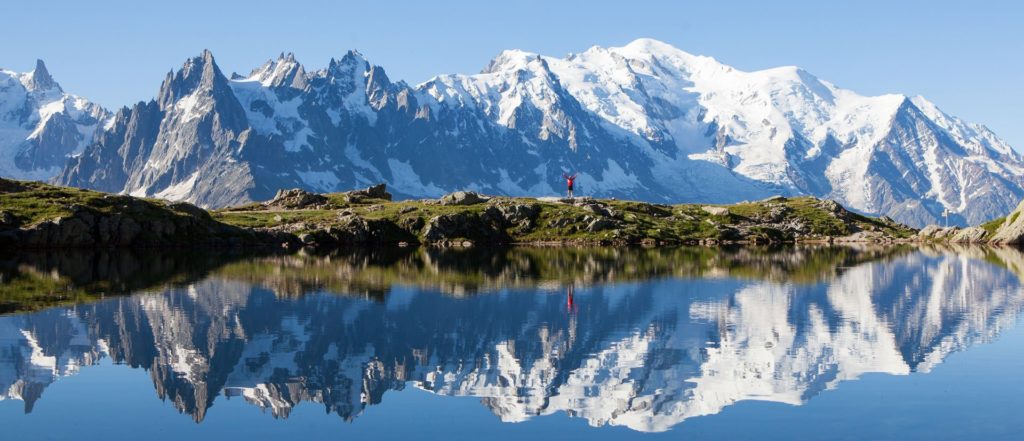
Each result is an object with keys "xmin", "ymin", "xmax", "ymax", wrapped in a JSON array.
[{"xmin": 1, "ymin": 245, "xmax": 1023, "ymax": 432}]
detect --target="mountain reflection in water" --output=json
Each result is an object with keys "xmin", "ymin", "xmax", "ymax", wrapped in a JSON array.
[{"xmin": 1, "ymin": 245, "xmax": 1023, "ymax": 433}]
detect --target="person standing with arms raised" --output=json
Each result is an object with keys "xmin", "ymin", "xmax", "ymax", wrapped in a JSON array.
[{"xmin": 562, "ymin": 172, "xmax": 578, "ymax": 199}]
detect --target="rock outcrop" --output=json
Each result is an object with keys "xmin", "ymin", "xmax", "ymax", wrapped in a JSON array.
[
  {"xmin": 990, "ymin": 201, "xmax": 1024, "ymax": 244},
  {"xmin": 951, "ymin": 226, "xmax": 989, "ymax": 243},
  {"xmin": 916, "ymin": 225, "xmax": 960, "ymax": 241},
  {"xmin": 342, "ymin": 183, "xmax": 392, "ymax": 203},
  {"xmin": 439, "ymin": 191, "xmax": 488, "ymax": 206},
  {"xmin": 264, "ymin": 189, "xmax": 329, "ymax": 210}
]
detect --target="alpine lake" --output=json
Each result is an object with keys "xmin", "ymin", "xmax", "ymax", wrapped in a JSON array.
[{"xmin": 2, "ymin": 244, "xmax": 1023, "ymax": 440}]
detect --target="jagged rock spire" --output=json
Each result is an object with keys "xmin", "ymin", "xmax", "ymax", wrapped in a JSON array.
[
  {"xmin": 157, "ymin": 49, "xmax": 231, "ymax": 109},
  {"xmin": 25, "ymin": 59, "xmax": 61, "ymax": 92}
]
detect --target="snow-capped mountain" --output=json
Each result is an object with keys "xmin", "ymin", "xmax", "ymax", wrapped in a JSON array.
[
  {"xmin": 2, "ymin": 248, "xmax": 1023, "ymax": 430},
  {"xmin": 1, "ymin": 39, "xmax": 1018, "ymax": 226},
  {"xmin": 0, "ymin": 60, "xmax": 110, "ymax": 180}
]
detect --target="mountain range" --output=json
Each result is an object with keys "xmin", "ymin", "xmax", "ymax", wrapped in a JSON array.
[{"xmin": 2, "ymin": 39, "xmax": 1021, "ymax": 227}]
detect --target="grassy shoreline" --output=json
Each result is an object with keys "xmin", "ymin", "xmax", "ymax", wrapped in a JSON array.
[{"xmin": 2, "ymin": 178, "xmax": 920, "ymax": 248}]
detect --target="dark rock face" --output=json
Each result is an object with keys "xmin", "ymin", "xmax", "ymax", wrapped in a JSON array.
[{"xmin": 422, "ymin": 212, "xmax": 507, "ymax": 244}]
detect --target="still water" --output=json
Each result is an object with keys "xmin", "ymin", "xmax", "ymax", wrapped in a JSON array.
[{"xmin": 1, "ymin": 246, "xmax": 1023, "ymax": 440}]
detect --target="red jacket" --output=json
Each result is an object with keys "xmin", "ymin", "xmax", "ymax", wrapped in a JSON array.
[{"xmin": 563, "ymin": 173, "xmax": 577, "ymax": 189}]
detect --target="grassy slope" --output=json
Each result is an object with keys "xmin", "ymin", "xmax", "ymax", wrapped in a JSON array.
[{"xmin": 1, "ymin": 178, "xmax": 201, "ymax": 227}]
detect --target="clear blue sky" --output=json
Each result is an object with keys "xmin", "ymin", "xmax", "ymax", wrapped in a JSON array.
[{"xmin": 2, "ymin": 0, "xmax": 1021, "ymax": 148}]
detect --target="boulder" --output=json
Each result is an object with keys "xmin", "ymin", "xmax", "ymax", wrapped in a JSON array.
[
  {"xmin": 917, "ymin": 225, "xmax": 959, "ymax": 240},
  {"xmin": 439, "ymin": 191, "xmax": 488, "ymax": 206},
  {"xmin": 702, "ymin": 206, "xmax": 730, "ymax": 216},
  {"xmin": 167, "ymin": 201, "xmax": 211, "ymax": 220},
  {"xmin": 585, "ymin": 217, "xmax": 618, "ymax": 232},
  {"xmin": 626, "ymin": 202, "xmax": 672, "ymax": 217},
  {"xmin": 581, "ymin": 203, "xmax": 609, "ymax": 216},
  {"xmin": 488, "ymin": 200, "xmax": 539, "ymax": 228},
  {"xmin": 265, "ymin": 188, "xmax": 328, "ymax": 209},
  {"xmin": 817, "ymin": 200, "xmax": 843, "ymax": 213},
  {"xmin": 332, "ymin": 215, "xmax": 371, "ymax": 243},
  {"xmin": 951, "ymin": 226, "xmax": 989, "ymax": 243},
  {"xmin": 344, "ymin": 183, "xmax": 392, "ymax": 202}
]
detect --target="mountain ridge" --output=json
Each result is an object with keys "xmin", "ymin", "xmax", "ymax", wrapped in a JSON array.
[{"xmin": 1, "ymin": 39, "xmax": 1019, "ymax": 227}]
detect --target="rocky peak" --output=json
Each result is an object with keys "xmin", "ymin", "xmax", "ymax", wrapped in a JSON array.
[
  {"xmin": 365, "ymin": 65, "xmax": 398, "ymax": 110},
  {"xmin": 157, "ymin": 50, "xmax": 232, "ymax": 109},
  {"xmin": 247, "ymin": 52, "xmax": 308, "ymax": 90},
  {"xmin": 24, "ymin": 59, "xmax": 61, "ymax": 92},
  {"xmin": 329, "ymin": 50, "xmax": 368, "ymax": 75}
]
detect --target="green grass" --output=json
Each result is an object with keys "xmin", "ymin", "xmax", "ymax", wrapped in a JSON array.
[
  {"xmin": 0, "ymin": 178, "xmax": 213, "ymax": 227},
  {"xmin": 1, "ymin": 180, "xmax": 104, "ymax": 226},
  {"xmin": 981, "ymin": 217, "xmax": 1007, "ymax": 236}
]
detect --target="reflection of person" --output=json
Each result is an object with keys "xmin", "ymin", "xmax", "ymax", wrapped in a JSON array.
[
  {"xmin": 562, "ymin": 173, "xmax": 578, "ymax": 199},
  {"xmin": 566, "ymin": 284, "xmax": 575, "ymax": 310}
]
